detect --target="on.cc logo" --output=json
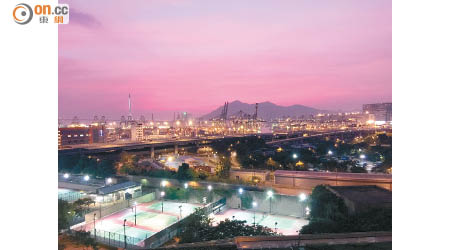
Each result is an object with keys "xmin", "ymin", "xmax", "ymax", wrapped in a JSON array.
[{"xmin": 13, "ymin": 3, "xmax": 33, "ymax": 25}]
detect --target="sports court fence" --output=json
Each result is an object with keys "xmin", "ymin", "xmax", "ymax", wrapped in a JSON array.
[
  {"xmin": 58, "ymin": 191, "xmax": 86, "ymax": 202},
  {"xmin": 89, "ymin": 228, "xmax": 145, "ymax": 249},
  {"xmin": 143, "ymin": 197, "xmax": 227, "ymax": 248},
  {"xmin": 79, "ymin": 196, "xmax": 226, "ymax": 249},
  {"xmin": 84, "ymin": 192, "xmax": 156, "ymax": 223}
]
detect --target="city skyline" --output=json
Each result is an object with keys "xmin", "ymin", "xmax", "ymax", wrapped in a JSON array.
[{"xmin": 59, "ymin": 0, "xmax": 391, "ymax": 119}]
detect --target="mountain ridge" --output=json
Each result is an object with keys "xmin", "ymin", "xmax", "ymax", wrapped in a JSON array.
[{"xmin": 200, "ymin": 100, "xmax": 324, "ymax": 120}]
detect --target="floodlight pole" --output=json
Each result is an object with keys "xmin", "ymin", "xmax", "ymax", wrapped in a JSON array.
[
  {"xmin": 93, "ymin": 213, "xmax": 96, "ymax": 239},
  {"xmin": 123, "ymin": 219, "xmax": 127, "ymax": 249},
  {"xmin": 269, "ymin": 196, "xmax": 272, "ymax": 214},
  {"xmin": 185, "ymin": 184, "xmax": 188, "ymax": 203},
  {"xmin": 134, "ymin": 203, "xmax": 137, "ymax": 226}
]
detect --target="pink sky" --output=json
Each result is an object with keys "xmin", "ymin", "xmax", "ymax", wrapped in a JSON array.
[{"xmin": 59, "ymin": 0, "xmax": 391, "ymax": 120}]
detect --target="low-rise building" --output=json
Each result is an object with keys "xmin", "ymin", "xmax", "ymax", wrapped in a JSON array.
[
  {"xmin": 59, "ymin": 125, "xmax": 106, "ymax": 146},
  {"xmin": 230, "ymin": 169, "xmax": 270, "ymax": 184},
  {"xmin": 96, "ymin": 181, "xmax": 142, "ymax": 202},
  {"xmin": 274, "ymin": 170, "xmax": 392, "ymax": 191}
]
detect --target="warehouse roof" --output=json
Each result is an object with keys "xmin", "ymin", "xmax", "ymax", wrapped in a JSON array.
[{"xmin": 97, "ymin": 181, "xmax": 140, "ymax": 195}]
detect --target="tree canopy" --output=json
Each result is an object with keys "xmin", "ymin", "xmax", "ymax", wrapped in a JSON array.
[
  {"xmin": 300, "ymin": 185, "xmax": 391, "ymax": 234},
  {"xmin": 179, "ymin": 208, "xmax": 276, "ymax": 243}
]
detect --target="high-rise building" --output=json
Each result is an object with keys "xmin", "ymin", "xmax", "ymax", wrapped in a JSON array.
[
  {"xmin": 362, "ymin": 103, "xmax": 392, "ymax": 122},
  {"xmin": 131, "ymin": 123, "xmax": 144, "ymax": 141},
  {"xmin": 58, "ymin": 130, "xmax": 62, "ymax": 148}
]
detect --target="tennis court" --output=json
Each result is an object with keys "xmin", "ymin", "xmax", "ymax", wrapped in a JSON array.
[
  {"xmin": 80, "ymin": 200, "xmax": 202, "ymax": 246},
  {"xmin": 212, "ymin": 208, "xmax": 308, "ymax": 235}
]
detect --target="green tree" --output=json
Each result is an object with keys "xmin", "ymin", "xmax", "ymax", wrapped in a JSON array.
[
  {"xmin": 216, "ymin": 157, "xmax": 231, "ymax": 179},
  {"xmin": 179, "ymin": 208, "xmax": 213, "ymax": 243},
  {"xmin": 350, "ymin": 166, "xmax": 368, "ymax": 173},
  {"xmin": 116, "ymin": 152, "xmax": 136, "ymax": 174},
  {"xmin": 309, "ymin": 185, "xmax": 348, "ymax": 221},
  {"xmin": 97, "ymin": 158, "xmax": 115, "ymax": 177},
  {"xmin": 58, "ymin": 199, "xmax": 74, "ymax": 231},
  {"xmin": 177, "ymin": 163, "xmax": 194, "ymax": 180},
  {"xmin": 179, "ymin": 208, "xmax": 276, "ymax": 243},
  {"xmin": 300, "ymin": 185, "xmax": 392, "ymax": 234},
  {"xmin": 265, "ymin": 157, "xmax": 278, "ymax": 171},
  {"xmin": 71, "ymin": 231, "xmax": 98, "ymax": 250},
  {"xmin": 72, "ymin": 198, "xmax": 94, "ymax": 216}
]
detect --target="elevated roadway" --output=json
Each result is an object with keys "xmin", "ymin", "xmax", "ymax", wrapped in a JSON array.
[{"xmin": 267, "ymin": 128, "xmax": 390, "ymax": 145}]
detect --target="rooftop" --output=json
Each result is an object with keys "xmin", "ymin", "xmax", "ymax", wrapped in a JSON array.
[
  {"xmin": 274, "ymin": 170, "xmax": 392, "ymax": 182},
  {"xmin": 230, "ymin": 169, "xmax": 270, "ymax": 173},
  {"xmin": 97, "ymin": 181, "xmax": 141, "ymax": 195},
  {"xmin": 326, "ymin": 185, "xmax": 392, "ymax": 208}
]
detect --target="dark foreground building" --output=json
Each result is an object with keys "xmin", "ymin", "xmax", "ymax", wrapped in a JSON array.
[{"xmin": 326, "ymin": 185, "xmax": 392, "ymax": 214}]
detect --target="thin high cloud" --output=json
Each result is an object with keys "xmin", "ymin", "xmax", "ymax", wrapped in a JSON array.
[
  {"xmin": 59, "ymin": 0, "xmax": 392, "ymax": 118},
  {"xmin": 69, "ymin": 9, "xmax": 101, "ymax": 28}
]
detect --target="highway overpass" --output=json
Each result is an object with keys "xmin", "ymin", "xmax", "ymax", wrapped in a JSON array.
[
  {"xmin": 267, "ymin": 128, "xmax": 390, "ymax": 145},
  {"xmin": 58, "ymin": 128, "xmax": 389, "ymax": 156}
]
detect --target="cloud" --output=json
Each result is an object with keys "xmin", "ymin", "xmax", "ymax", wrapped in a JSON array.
[{"xmin": 69, "ymin": 9, "xmax": 101, "ymax": 28}]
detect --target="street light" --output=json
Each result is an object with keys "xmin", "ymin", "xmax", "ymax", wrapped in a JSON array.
[
  {"xmin": 252, "ymin": 201, "xmax": 258, "ymax": 227},
  {"xmin": 299, "ymin": 193, "xmax": 307, "ymax": 217},
  {"xmin": 84, "ymin": 175, "xmax": 90, "ymax": 181},
  {"xmin": 161, "ymin": 180, "xmax": 168, "ymax": 188},
  {"xmin": 207, "ymin": 185, "xmax": 212, "ymax": 191},
  {"xmin": 123, "ymin": 219, "xmax": 127, "ymax": 249},
  {"xmin": 106, "ymin": 178, "xmax": 112, "ymax": 184},
  {"xmin": 63, "ymin": 173, "xmax": 69, "ymax": 179},
  {"xmin": 184, "ymin": 183, "xmax": 189, "ymax": 203},
  {"xmin": 267, "ymin": 190, "xmax": 273, "ymax": 214},
  {"xmin": 161, "ymin": 191, "xmax": 165, "ymax": 213},
  {"xmin": 292, "ymin": 154, "xmax": 298, "ymax": 159},
  {"xmin": 238, "ymin": 188, "xmax": 243, "ymax": 195},
  {"xmin": 360, "ymin": 154, "xmax": 366, "ymax": 159},
  {"xmin": 328, "ymin": 150, "xmax": 333, "ymax": 155},
  {"xmin": 299, "ymin": 193, "xmax": 307, "ymax": 201}
]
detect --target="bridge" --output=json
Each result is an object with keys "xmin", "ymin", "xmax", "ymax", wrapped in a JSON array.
[
  {"xmin": 58, "ymin": 135, "xmax": 258, "ymax": 156},
  {"xmin": 266, "ymin": 128, "xmax": 390, "ymax": 145},
  {"xmin": 59, "ymin": 128, "xmax": 389, "ymax": 156}
]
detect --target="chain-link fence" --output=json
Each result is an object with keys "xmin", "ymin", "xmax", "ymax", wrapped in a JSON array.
[
  {"xmin": 90, "ymin": 228, "xmax": 145, "ymax": 249},
  {"xmin": 144, "ymin": 197, "xmax": 227, "ymax": 248},
  {"xmin": 58, "ymin": 191, "xmax": 86, "ymax": 202}
]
